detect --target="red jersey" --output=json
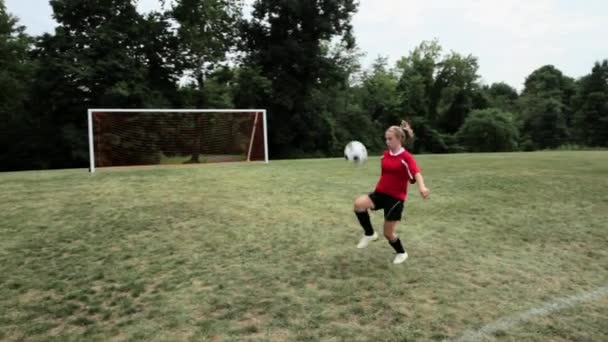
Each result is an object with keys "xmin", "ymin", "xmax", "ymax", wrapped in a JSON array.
[{"xmin": 374, "ymin": 148, "xmax": 420, "ymax": 201}]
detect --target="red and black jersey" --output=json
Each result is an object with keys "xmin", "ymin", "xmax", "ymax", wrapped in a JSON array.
[{"xmin": 374, "ymin": 148, "xmax": 420, "ymax": 201}]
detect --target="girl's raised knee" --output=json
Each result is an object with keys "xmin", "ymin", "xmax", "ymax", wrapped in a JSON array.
[{"xmin": 354, "ymin": 196, "xmax": 368, "ymax": 211}]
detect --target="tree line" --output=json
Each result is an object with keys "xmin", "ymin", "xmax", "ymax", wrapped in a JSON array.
[{"xmin": 1, "ymin": 0, "xmax": 607, "ymax": 171}]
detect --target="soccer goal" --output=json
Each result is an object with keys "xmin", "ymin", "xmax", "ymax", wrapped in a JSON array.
[{"xmin": 87, "ymin": 109, "xmax": 268, "ymax": 173}]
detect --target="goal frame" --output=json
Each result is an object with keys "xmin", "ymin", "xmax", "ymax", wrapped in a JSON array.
[{"xmin": 87, "ymin": 109, "xmax": 269, "ymax": 173}]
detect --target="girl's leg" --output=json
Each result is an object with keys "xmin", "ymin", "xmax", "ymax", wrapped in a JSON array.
[
  {"xmin": 354, "ymin": 195, "xmax": 377, "ymax": 248},
  {"xmin": 383, "ymin": 220, "xmax": 399, "ymax": 241},
  {"xmin": 354, "ymin": 195, "xmax": 375, "ymax": 236},
  {"xmin": 384, "ymin": 220, "xmax": 408, "ymax": 263}
]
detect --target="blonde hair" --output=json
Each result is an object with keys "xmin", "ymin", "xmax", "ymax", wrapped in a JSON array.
[{"xmin": 386, "ymin": 120, "xmax": 415, "ymax": 145}]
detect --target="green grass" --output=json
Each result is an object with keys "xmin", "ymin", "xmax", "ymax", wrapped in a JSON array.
[{"xmin": 1, "ymin": 151, "xmax": 607, "ymax": 341}]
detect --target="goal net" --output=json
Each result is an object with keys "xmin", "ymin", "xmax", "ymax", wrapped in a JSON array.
[{"xmin": 88, "ymin": 109, "xmax": 268, "ymax": 172}]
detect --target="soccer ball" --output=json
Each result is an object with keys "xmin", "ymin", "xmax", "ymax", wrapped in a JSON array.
[{"xmin": 344, "ymin": 141, "xmax": 368, "ymax": 163}]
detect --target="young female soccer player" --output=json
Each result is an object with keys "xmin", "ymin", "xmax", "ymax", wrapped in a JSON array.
[{"xmin": 353, "ymin": 120, "xmax": 430, "ymax": 264}]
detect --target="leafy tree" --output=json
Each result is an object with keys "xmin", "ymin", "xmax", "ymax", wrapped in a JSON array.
[
  {"xmin": 394, "ymin": 40, "xmax": 485, "ymax": 152},
  {"xmin": 28, "ymin": 0, "xmax": 181, "ymax": 167},
  {"xmin": 396, "ymin": 40, "xmax": 440, "ymax": 121},
  {"xmin": 170, "ymin": 0, "xmax": 244, "ymax": 162},
  {"xmin": 434, "ymin": 52, "xmax": 482, "ymax": 133},
  {"xmin": 243, "ymin": 0, "xmax": 358, "ymax": 157},
  {"xmin": 484, "ymin": 82, "xmax": 519, "ymax": 115},
  {"xmin": 0, "ymin": 0, "xmax": 37, "ymax": 170},
  {"xmin": 520, "ymin": 97, "xmax": 568, "ymax": 150},
  {"xmin": 171, "ymin": 0, "xmax": 242, "ymax": 100},
  {"xmin": 360, "ymin": 57, "xmax": 400, "ymax": 128},
  {"xmin": 572, "ymin": 60, "xmax": 608, "ymax": 146},
  {"xmin": 518, "ymin": 65, "xmax": 575, "ymax": 149}
]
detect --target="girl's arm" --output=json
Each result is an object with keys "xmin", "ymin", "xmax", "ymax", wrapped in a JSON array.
[{"xmin": 415, "ymin": 173, "xmax": 430, "ymax": 199}]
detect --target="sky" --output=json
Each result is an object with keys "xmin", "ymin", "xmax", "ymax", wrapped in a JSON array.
[{"xmin": 5, "ymin": 0, "xmax": 608, "ymax": 91}]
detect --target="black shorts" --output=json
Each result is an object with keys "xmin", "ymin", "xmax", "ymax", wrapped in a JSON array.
[{"xmin": 369, "ymin": 192, "xmax": 405, "ymax": 221}]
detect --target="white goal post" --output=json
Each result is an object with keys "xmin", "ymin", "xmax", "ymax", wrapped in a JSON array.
[{"xmin": 87, "ymin": 109, "xmax": 269, "ymax": 173}]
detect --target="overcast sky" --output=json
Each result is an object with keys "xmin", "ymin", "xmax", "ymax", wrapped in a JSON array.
[{"xmin": 5, "ymin": 0, "xmax": 608, "ymax": 91}]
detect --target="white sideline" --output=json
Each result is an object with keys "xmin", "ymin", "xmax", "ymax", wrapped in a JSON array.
[{"xmin": 454, "ymin": 285, "xmax": 608, "ymax": 342}]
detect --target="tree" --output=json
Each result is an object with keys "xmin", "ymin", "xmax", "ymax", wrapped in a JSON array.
[
  {"xmin": 520, "ymin": 97, "xmax": 568, "ymax": 150},
  {"xmin": 28, "ymin": 0, "xmax": 179, "ymax": 168},
  {"xmin": 243, "ymin": 0, "xmax": 358, "ymax": 157},
  {"xmin": 360, "ymin": 57, "xmax": 400, "ymax": 128},
  {"xmin": 434, "ymin": 52, "xmax": 482, "ymax": 133},
  {"xmin": 394, "ymin": 40, "xmax": 485, "ymax": 152},
  {"xmin": 232, "ymin": 66, "xmax": 272, "ymax": 109},
  {"xmin": 139, "ymin": 11, "xmax": 183, "ymax": 107},
  {"xmin": 171, "ymin": 0, "xmax": 242, "ymax": 96},
  {"xmin": 171, "ymin": 0, "xmax": 243, "ymax": 162},
  {"xmin": 484, "ymin": 82, "xmax": 519, "ymax": 114},
  {"xmin": 457, "ymin": 108, "xmax": 519, "ymax": 152},
  {"xmin": 0, "ymin": 0, "xmax": 37, "ymax": 170},
  {"xmin": 518, "ymin": 65, "xmax": 575, "ymax": 149},
  {"xmin": 395, "ymin": 40, "xmax": 441, "ymax": 121},
  {"xmin": 521, "ymin": 65, "xmax": 571, "ymax": 99},
  {"xmin": 573, "ymin": 60, "xmax": 608, "ymax": 146},
  {"xmin": 309, "ymin": 42, "xmax": 380, "ymax": 155}
]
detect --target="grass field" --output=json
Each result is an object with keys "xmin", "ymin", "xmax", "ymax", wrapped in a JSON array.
[{"xmin": 1, "ymin": 151, "xmax": 607, "ymax": 341}]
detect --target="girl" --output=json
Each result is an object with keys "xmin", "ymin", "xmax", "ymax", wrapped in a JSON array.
[{"xmin": 353, "ymin": 120, "xmax": 430, "ymax": 264}]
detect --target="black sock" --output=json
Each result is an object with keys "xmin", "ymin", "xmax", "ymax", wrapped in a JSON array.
[
  {"xmin": 389, "ymin": 238, "xmax": 405, "ymax": 253},
  {"xmin": 355, "ymin": 211, "xmax": 374, "ymax": 236}
]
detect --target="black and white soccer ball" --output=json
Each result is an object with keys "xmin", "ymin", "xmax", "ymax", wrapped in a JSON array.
[{"xmin": 344, "ymin": 141, "xmax": 368, "ymax": 164}]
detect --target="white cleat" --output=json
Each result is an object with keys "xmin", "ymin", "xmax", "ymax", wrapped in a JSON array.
[
  {"xmin": 356, "ymin": 232, "xmax": 378, "ymax": 248},
  {"xmin": 392, "ymin": 252, "xmax": 408, "ymax": 264}
]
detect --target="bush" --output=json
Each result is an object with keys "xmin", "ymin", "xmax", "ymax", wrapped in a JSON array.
[{"xmin": 457, "ymin": 108, "xmax": 519, "ymax": 152}]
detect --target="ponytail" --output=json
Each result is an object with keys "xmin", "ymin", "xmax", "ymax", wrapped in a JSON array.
[{"xmin": 400, "ymin": 120, "xmax": 415, "ymax": 145}]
